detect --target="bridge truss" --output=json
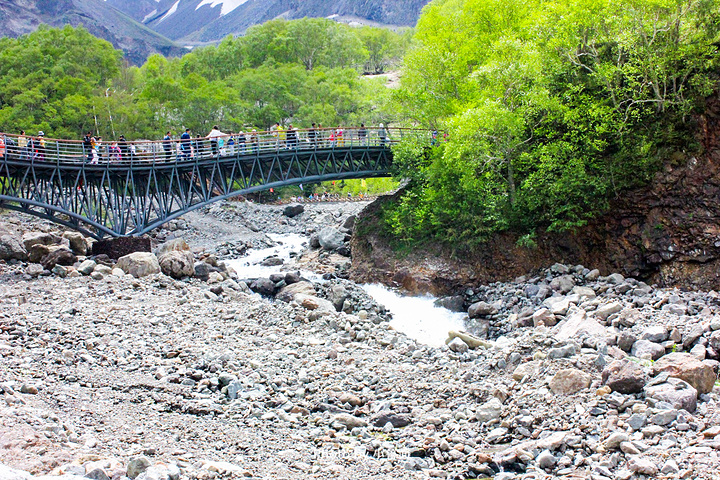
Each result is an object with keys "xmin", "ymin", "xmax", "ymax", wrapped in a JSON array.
[{"xmin": 0, "ymin": 133, "xmax": 397, "ymax": 239}]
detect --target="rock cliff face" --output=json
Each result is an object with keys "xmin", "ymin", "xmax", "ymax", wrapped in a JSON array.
[{"xmin": 350, "ymin": 97, "xmax": 720, "ymax": 294}]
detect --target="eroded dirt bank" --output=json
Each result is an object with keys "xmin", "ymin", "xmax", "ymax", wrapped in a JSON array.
[{"xmin": 350, "ymin": 99, "xmax": 720, "ymax": 295}]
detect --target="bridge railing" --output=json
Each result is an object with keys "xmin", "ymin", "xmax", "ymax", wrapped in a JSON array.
[{"xmin": 0, "ymin": 127, "xmax": 430, "ymax": 166}]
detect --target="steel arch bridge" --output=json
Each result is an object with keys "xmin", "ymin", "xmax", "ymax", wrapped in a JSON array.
[{"xmin": 0, "ymin": 127, "xmax": 420, "ymax": 239}]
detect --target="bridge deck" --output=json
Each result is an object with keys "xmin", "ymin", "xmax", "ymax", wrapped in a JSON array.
[{"xmin": 0, "ymin": 127, "xmax": 425, "ymax": 238}]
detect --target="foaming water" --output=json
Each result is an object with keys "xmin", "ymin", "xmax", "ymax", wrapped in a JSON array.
[
  {"xmin": 225, "ymin": 233, "xmax": 310, "ymax": 280},
  {"xmin": 227, "ymin": 233, "xmax": 467, "ymax": 346},
  {"xmin": 362, "ymin": 284, "xmax": 466, "ymax": 347}
]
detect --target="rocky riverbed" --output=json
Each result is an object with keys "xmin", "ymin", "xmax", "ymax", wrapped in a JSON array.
[{"xmin": 2, "ymin": 200, "xmax": 720, "ymax": 480}]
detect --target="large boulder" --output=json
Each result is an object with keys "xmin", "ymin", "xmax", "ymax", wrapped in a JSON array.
[
  {"xmin": 40, "ymin": 248, "xmax": 77, "ymax": 270},
  {"xmin": 116, "ymin": 252, "xmax": 161, "ymax": 278},
  {"xmin": 317, "ymin": 227, "xmax": 346, "ymax": 251},
  {"xmin": 468, "ymin": 301, "xmax": 498, "ymax": 318},
  {"xmin": 250, "ymin": 278, "xmax": 277, "ymax": 296},
  {"xmin": 601, "ymin": 359, "xmax": 648, "ymax": 394},
  {"xmin": 631, "ymin": 340, "xmax": 666, "ymax": 361},
  {"xmin": 21, "ymin": 232, "xmax": 55, "ymax": 251},
  {"xmin": 0, "ymin": 230, "xmax": 27, "ymax": 261},
  {"xmin": 644, "ymin": 377, "xmax": 698, "ymax": 412},
  {"xmin": 156, "ymin": 239, "xmax": 194, "ymax": 279},
  {"xmin": 435, "ymin": 295, "xmax": 465, "ymax": 312},
  {"xmin": 276, "ymin": 281, "xmax": 317, "ymax": 303},
  {"xmin": 62, "ymin": 231, "xmax": 88, "ymax": 255},
  {"xmin": 294, "ymin": 293, "xmax": 336, "ymax": 313},
  {"xmin": 327, "ymin": 285, "xmax": 350, "ymax": 311},
  {"xmin": 283, "ymin": 204, "xmax": 305, "ymax": 218},
  {"xmin": 553, "ymin": 308, "xmax": 606, "ymax": 342},
  {"xmin": 652, "ymin": 352, "xmax": 716, "ymax": 394},
  {"xmin": 549, "ymin": 368, "xmax": 592, "ymax": 395},
  {"xmin": 159, "ymin": 250, "xmax": 195, "ymax": 279}
]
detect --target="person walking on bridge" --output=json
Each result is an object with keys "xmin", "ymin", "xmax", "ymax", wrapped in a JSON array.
[
  {"xmin": 18, "ymin": 131, "xmax": 28, "ymax": 159},
  {"xmin": 163, "ymin": 131, "xmax": 173, "ymax": 161},
  {"xmin": 118, "ymin": 135, "xmax": 129, "ymax": 161},
  {"xmin": 378, "ymin": 123, "xmax": 387, "ymax": 146},
  {"xmin": 83, "ymin": 132, "xmax": 93, "ymax": 162},
  {"xmin": 358, "ymin": 124, "xmax": 367, "ymax": 146},
  {"xmin": 207, "ymin": 125, "xmax": 224, "ymax": 156},
  {"xmin": 180, "ymin": 128, "xmax": 191, "ymax": 159}
]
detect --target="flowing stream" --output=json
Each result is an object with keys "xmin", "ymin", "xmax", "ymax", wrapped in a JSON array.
[{"xmin": 226, "ymin": 234, "xmax": 466, "ymax": 347}]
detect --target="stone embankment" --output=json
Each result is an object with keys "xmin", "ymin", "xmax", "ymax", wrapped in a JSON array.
[{"xmin": 2, "ymin": 201, "xmax": 720, "ymax": 479}]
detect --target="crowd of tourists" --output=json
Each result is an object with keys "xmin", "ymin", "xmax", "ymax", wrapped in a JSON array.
[{"xmin": 0, "ymin": 124, "xmax": 393, "ymax": 163}]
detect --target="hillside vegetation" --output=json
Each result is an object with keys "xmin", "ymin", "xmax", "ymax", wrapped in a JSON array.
[
  {"xmin": 0, "ymin": 19, "xmax": 409, "ymax": 139},
  {"xmin": 385, "ymin": 0, "xmax": 720, "ymax": 248}
]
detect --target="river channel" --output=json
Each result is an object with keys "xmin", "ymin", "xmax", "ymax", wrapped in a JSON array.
[{"xmin": 225, "ymin": 233, "xmax": 466, "ymax": 347}]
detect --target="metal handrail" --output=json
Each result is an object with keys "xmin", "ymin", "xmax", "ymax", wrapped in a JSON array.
[{"xmin": 0, "ymin": 127, "xmax": 429, "ymax": 166}]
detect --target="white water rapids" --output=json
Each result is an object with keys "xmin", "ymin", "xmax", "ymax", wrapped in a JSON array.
[{"xmin": 225, "ymin": 234, "xmax": 466, "ymax": 347}]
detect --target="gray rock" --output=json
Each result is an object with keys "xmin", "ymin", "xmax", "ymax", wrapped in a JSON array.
[
  {"xmin": 317, "ymin": 227, "xmax": 346, "ymax": 250},
  {"xmin": 127, "ymin": 456, "xmax": 151, "ymax": 479},
  {"xmin": 156, "ymin": 239, "xmax": 195, "ymax": 279},
  {"xmin": 447, "ymin": 337, "xmax": 469, "ymax": 353},
  {"xmin": 644, "ymin": 377, "xmax": 697, "ymax": 413},
  {"xmin": 661, "ymin": 459, "xmax": 680, "ymax": 475},
  {"xmin": 116, "ymin": 252, "xmax": 160, "ymax": 278},
  {"xmin": 605, "ymin": 431, "xmax": 629, "ymax": 450},
  {"xmin": 434, "ymin": 295, "xmax": 465, "ymax": 312},
  {"xmin": 650, "ymin": 409, "xmax": 677, "ymax": 426},
  {"xmin": 595, "ymin": 301, "xmax": 623, "ymax": 321},
  {"xmin": 276, "ymin": 281, "xmax": 316, "ymax": 303},
  {"xmin": 283, "ymin": 204, "xmax": 304, "ymax": 217},
  {"xmin": 533, "ymin": 308, "xmax": 556, "ymax": 327},
  {"xmin": 21, "ymin": 232, "xmax": 55, "ymax": 251},
  {"xmin": 631, "ymin": 340, "xmax": 665, "ymax": 361},
  {"xmin": 606, "ymin": 273, "xmax": 625, "ymax": 284},
  {"xmin": 250, "ymin": 278, "xmax": 277, "ymax": 296},
  {"xmin": 571, "ymin": 286, "xmax": 596, "ymax": 300},
  {"xmin": 468, "ymin": 301, "xmax": 498, "ymax": 318},
  {"xmin": 371, "ymin": 411, "xmax": 412, "ymax": 428},
  {"xmin": 548, "ymin": 343, "xmax": 577, "ymax": 359},
  {"xmin": 62, "ymin": 231, "xmax": 88, "ymax": 255},
  {"xmin": 0, "ymin": 230, "xmax": 28, "ymax": 261},
  {"xmin": 553, "ymin": 309, "xmax": 606, "ymax": 342},
  {"xmin": 549, "ymin": 368, "xmax": 592, "ymax": 395},
  {"xmin": 85, "ymin": 468, "xmax": 110, "ymax": 480},
  {"xmin": 683, "ymin": 324, "xmax": 705, "ymax": 348},
  {"xmin": 475, "ymin": 397, "xmax": 503, "ymax": 423},
  {"xmin": 41, "ymin": 248, "xmax": 77, "ymax": 270},
  {"xmin": 550, "ymin": 275, "xmax": 575, "ymax": 294},
  {"xmin": 77, "ymin": 259, "xmax": 97, "ymax": 275},
  {"xmin": 617, "ymin": 331, "xmax": 637, "ymax": 352},
  {"xmin": 536, "ymin": 450, "xmax": 556, "ymax": 469},
  {"xmin": 602, "ymin": 358, "xmax": 647, "ymax": 394},
  {"xmin": 333, "ymin": 413, "xmax": 367, "ymax": 429},
  {"xmin": 627, "ymin": 456, "xmax": 658, "ymax": 476},
  {"xmin": 641, "ymin": 325, "xmax": 668, "ymax": 343},
  {"xmin": 627, "ymin": 413, "xmax": 647, "ymax": 430},
  {"xmin": 25, "ymin": 263, "xmax": 45, "ymax": 277},
  {"xmin": 543, "ymin": 296, "xmax": 570, "ymax": 316},
  {"xmin": 585, "ymin": 269, "xmax": 600, "ymax": 281},
  {"xmin": 260, "ymin": 256, "xmax": 284, "ymax": 266}
]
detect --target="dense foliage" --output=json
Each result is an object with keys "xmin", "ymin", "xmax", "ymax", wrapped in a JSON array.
[
  {"xmin": 386, "ymin": 0, "xmax": 720, "ymax": 247},
  {"xmin": 0, "ymin": 19, "xmax": 409, "ymax": 140}
]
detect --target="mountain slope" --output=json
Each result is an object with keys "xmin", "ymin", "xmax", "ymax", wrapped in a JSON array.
[
  {"xmin": 108, "ymin": 0, "xmax": 430, "ymax": 44},
  {"xmin": 0, "ymin": 0, "xmax": 187, "ymax": 64}
]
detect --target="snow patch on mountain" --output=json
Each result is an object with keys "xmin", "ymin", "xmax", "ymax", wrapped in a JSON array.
[
  {"xmin": 157, "ymin": 0, "xmax": 180, "ymax": 24},
  {"xmin": 196, "ymin": 0, "xmax": 250, "ymax": 16}
]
